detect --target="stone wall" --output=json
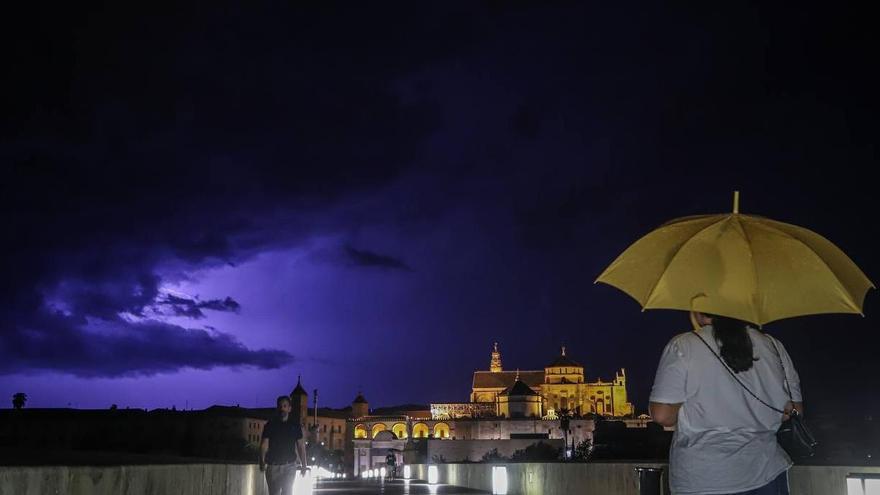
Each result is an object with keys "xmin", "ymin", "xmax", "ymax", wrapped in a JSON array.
[
  {"xmin": 424, "ymin": 439, "xmax": 565, "ymax": 463},
  {"xmin": 409, "ymin": 462, "xmax": 880, "ymax": 495},
  {"xmin": 0, "ymin": 464, "xmax": 268, "ymax": 495}
]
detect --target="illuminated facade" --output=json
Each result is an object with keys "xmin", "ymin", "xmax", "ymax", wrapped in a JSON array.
[
  {"xmin": 469, "ymin": 345, "xmax": 634, "ymax": 417},
  {"xmin": 344, "ymin": 344, "xmax": 635, "ymax": 475}
]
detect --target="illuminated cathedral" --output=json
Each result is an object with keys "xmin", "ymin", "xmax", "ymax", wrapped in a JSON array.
[{"xmin": 432, "ymin": 343, "xmax": 634, "ymax": 419}]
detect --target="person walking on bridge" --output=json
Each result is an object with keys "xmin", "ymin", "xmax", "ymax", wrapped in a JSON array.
[{"xmin": 260, "ymin": 395, "xmax": 308, "ymax": 495}]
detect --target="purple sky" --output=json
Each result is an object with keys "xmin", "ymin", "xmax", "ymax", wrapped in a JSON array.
[{"xmin": 2, "ymin": 3, "xmax": 878, "ymax": 415}]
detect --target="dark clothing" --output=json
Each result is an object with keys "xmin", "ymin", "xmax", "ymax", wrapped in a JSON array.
[
  {"xmin": 729, "ymin": 471, "xmax": 790, "ymax": 495},
  {"xmin": 261, "ymin": 416, "xmax": 303, "ymax": 465}
]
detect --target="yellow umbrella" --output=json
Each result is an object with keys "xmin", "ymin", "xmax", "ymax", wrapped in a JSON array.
[{"xmin": 596, "ymin": 192, "xmax": 874, "ymax": 326}]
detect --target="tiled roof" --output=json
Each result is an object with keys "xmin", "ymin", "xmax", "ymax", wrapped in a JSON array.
[
  {"xmin": 499, "ymin": 380, "xmax": 539, "ymax": 397},
  {"xmin": 472, "ymin": 371, "xmax": 544, "ymax": 389}
]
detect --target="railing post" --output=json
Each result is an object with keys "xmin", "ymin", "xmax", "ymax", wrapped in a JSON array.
[{"xmin": 634, "ymin": 466, "xmax": 667, "ymax": 495}]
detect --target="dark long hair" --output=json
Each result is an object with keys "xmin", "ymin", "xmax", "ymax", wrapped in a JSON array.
[{"xmin": 709, "ymin": 314, "xmax": 756, "ymax": 373}]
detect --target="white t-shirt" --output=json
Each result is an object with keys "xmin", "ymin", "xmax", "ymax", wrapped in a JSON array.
[{"xmin": 650, "ymin": 325, "xmax": 802, "ymax": 495}]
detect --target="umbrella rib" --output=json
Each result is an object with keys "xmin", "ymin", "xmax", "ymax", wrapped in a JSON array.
[
  {"xmin": 737, "ymin": 218, "xmax": 763, "ymax": 324},
  {"xmin": 642, "ymin": 216, "xmax": 726, "ymax": 309},
  {"xmin": 760, "ymin": 222, "xmax": 870, "ymax": 311}
]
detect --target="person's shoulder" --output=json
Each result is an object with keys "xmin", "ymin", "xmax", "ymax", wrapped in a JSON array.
[
  {"xmin": 751, "ymin": 328, "xmax": 789, "ymax": 351},
  {"xmin": 658, "ymin": 331, "xmax": 700, "ymax": 357},
  {"xmin": 667, "ymin": 330, "xmax": 700, "ymax": 347}
]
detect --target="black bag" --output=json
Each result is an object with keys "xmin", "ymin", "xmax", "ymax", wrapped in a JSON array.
[
  {"xmin": 776, "ymin": 404, "xmax": 817, "ymax": 459},
  {"xmin": 693, "ymin": 332, "xmax": 817, "ymax": 460}
]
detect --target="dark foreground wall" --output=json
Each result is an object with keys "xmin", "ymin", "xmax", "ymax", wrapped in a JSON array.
[{"xmin": 0, "ymin": 464, "xmax": 268, "ymax": 495}]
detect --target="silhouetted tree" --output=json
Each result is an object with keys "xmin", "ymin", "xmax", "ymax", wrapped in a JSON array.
[
  {"xmin": 481, "ymin": 448, "xmax": 508, "ymax": 463},
  {"xmin": 12, "ymin": 392, "xmax": 27, "ymax": 410},
  {"xmin": 510, "ymin": 441, "xmax": 560, "ymax": 462},
  {"xmin": 572, "ymin": 439, "xmax": 593, "ymax": 461}
]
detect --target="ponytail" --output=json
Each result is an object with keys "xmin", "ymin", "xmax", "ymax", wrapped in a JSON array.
[{"xmin": 710, "ymin": 314, "xmax": 756, "ymax": 373}]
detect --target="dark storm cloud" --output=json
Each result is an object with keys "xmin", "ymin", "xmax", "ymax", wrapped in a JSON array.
[
  {"xmin": 344, "ymin": 245, "xmax": 412, "ymax": 271},
  {"xmin": 0, "ymin": 308, "xmax": 290, "ymax": 377},
  {"xmin": 0, "ymin": 3, "xmax": 479, "ymax": 375},
  {"xmin": 159, "ymin": 295, "xmax": 241, "ymax": 319}
]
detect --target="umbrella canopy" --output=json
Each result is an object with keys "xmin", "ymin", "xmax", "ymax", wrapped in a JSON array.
[{"xmin": 596, "ymin": 193, "xmax": 874, "ymax": 326}]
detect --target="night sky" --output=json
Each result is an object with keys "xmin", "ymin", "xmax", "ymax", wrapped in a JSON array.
[{"xmin": 2, "ymin": 3, "xmax": 877, "ymax": 416}]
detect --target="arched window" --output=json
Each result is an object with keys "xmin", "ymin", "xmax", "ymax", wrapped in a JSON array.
[
  {"xmin": 371, "ymin": 423, "xmax": 387, "ymax": 438},
  {"xmin": 412, "ymin": 423, "xmax": 430, "ymax": 438},
  {"xmin": 354, "ymin": 424, "xmax": 367, "ymax": 439},
  {"xmin": 433, "ymin": 423, "xmax": 450, "ymax": 439},
  {"xmin": 392, "ymin": 423, "xmax": 408, "ymax": 439}
]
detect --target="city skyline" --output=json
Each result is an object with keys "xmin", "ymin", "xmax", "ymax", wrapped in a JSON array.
[{"xmin": 2, "ymin": 3, "xmax": 878, "ymax": 418}]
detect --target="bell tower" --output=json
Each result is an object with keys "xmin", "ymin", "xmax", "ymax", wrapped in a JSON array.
[
  {"xmin": 490, "ymin": 342, "xmax": 503, "ymax": 372},
  {"xmin": 290, "ymin": 375, "xmax": 308, "ymax": 423}
]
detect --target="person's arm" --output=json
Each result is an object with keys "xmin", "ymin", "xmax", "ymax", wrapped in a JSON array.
[
  {"xmin": 259, "ymin": 438, "xmax": 269, "ymax": 471},
  {"xmin": 649, "ymin": 402, "xmax": 682, "ymax": 427},
  {"xmin": 775, "ymin": 337, "xmax": 804, "ymax": 421},
  {"xmin": 648, "ymin": 335, "xmax": 689, "ymax": 427},
  {"xmin": 296, "ymin": 438, "xmax": 308, "ymax": 474}
]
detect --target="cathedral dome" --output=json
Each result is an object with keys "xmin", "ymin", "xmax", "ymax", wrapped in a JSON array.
[{"xmin": 546, "ymin": 346, "xmax": 582, "ymax": 368}]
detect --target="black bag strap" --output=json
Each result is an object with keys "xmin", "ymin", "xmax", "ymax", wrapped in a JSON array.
[{"xmin": 692, "ymin": 330, "xmax": 786, "ymax": 415}]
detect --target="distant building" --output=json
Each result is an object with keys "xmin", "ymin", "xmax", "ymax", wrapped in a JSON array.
[
  {"xmin": 466, "ymin": 344, "xmax": 635, "ymax": 418},
  {"xmin": 344, "ymin": 344, "xmax": 636, "ymax": 475}
]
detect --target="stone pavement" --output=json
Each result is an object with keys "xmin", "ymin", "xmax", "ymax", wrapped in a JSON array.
[{"xmin": 312, "ymin": 479, "xmax": 490, "ymax": 494}]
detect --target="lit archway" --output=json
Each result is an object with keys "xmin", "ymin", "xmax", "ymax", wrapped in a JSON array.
[
  {"xmin": 371, "ymin": 423, "xmax": 387, "ymax": 438},
  {"xmin": 433, "ymin": 423, "xmax": 450, "ymax": 439},
  {"xmin": 412, "ymin": 423, "xmax": 429, "ymax": 438},
  {"xmin": 354, "ymin": 424, "xmax": 367, "ymax": 439},
  {"xmin": 392, "ymin": 423, "xmax": 408, "ymax": 439}
]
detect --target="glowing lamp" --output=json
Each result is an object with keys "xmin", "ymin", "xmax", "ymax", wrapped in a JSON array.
[
  {"xmin": 847, "ymin": 474, "xmax": 880, "ymax": 495},
  {"xmin": 492, "ymin": 466, "xmax": 508, "ymax": 494},
  {"xmin": 403, "ymin": 465, "xmax": 412, "ymax": 479},
  {"xmin": 428, "ymin": 465, "xmax": 439, "ymax": 484}
]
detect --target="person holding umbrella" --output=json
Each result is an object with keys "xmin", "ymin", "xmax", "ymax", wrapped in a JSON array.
[
  {"xmin": 596, "ymin": 192, "xmax": 873, "ymax": 495},
  {"xmin": 649, "ymin": 310, "xmax": 801, "ymax": 494}
]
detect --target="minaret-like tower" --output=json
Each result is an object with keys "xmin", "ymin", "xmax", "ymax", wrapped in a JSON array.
[
  {"xmin": 290, "ymin": 375, "xmax": 308, "ymax": 423},
  {"xmin": 351, "ymin": 391, "xmax": 369, "ymax": 419},
  {"xmin": 490, "ymin": 342, "xmax": 503, "ymax": 372}
]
